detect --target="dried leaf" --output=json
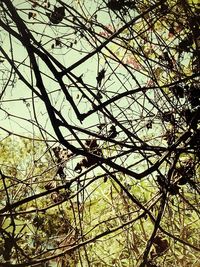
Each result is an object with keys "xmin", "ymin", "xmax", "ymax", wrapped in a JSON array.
[
  {"xmin": 74, "ymin": 139, "xmax": 102, "ymax": 172},
  {"xmin": 74, "ymin": 162, "xmax": 82, "ymax": 173},
  {"xmin": 28, "ymin": 12, "xmax": 33, "ymax": 19},
  {"xmin": 3, "ymin": 238, "xmax": 13, "ymax": 261},
  {"xmin": 55, "ymin": 38, "xmax": 61, "ymax": 46},
  {"xmin": 49, "ymin": 6, "xmax": 65, "ymax": 24},
  {"xmin": 28, "ymin": 12, "xmax": 36, "ymax": 19},
  {"xmin": 44, "ymin": 181, "xmax": 56, "ymax": 190},
  {"xmin": 162, "ymin": 111, "xmax": 175, "ymax": 125},
  {"xmin": 168, "ymin": 183, "xmax": 180, "ymax": 195},
  {"xmin": 96, "ymin": 69, "xmax": 106, "ymax": 86},
  {"xmin": 153, "ymin": 235, "xmax": 169, "ymax": 256},
  {"xmin": 51, "ymin": 192, "xmax": 63, "ymax": 203},
  {"xmin": 108, "ymin": 125, "xmax": 117, "ymax": 139},
  {"xmin": 170, "ymin": 85, "xmax": 184, "ymax": 99}
]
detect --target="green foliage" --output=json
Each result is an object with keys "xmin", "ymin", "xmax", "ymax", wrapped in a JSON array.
[{"xmin": 0, "ymin": 136, "xmax": 199, "ymax": 266}]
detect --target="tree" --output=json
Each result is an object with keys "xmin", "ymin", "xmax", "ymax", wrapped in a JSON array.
[{"xmin": 0, "ymin": 0, "xmax": 200, "ymax": 266}]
